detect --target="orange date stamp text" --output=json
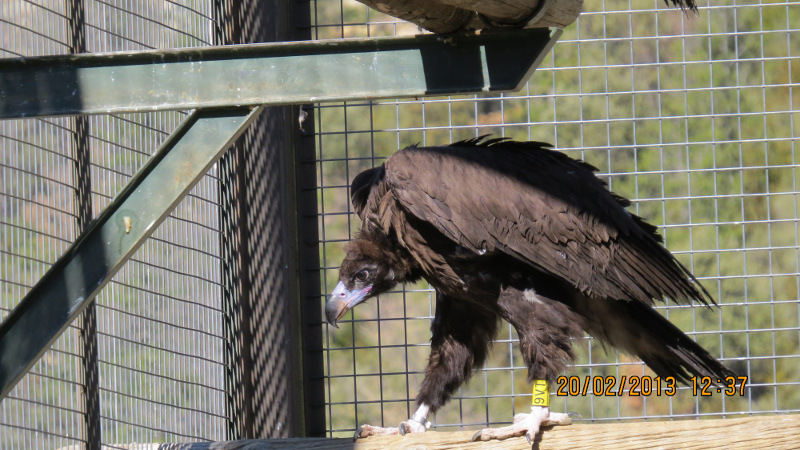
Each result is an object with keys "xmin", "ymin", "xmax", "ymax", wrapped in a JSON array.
[{"xmin": 555, "ymin": 375, "xmax": 748, "ymax": 397}]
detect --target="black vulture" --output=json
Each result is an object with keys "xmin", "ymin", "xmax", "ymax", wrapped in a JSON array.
[{"xmin": 326, "ymin": 137, "xmax": 735, "ymax": 442}]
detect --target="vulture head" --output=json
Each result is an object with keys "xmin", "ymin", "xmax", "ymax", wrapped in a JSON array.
[{"xmin": 325, "ymin": 236, "xmax": 408, "ymax": 327}]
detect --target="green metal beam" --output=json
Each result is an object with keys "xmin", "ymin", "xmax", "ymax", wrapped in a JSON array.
[
  {"xmin": 0, "ymin": 28, "xmax": 560, "ymax": 119},
  {"xmin": 0, "ymin": 28, "xmax": 565, "ymax": 401},
  {"xmin": 0, "ymin": 107, "xmax": 263, "ymax": 399}
]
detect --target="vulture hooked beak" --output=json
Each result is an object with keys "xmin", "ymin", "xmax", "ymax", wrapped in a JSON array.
[{"xmin": 325, "ymin": 281, "xmax": 372, "ymax": 327}]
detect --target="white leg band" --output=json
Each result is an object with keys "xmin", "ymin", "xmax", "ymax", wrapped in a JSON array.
[{"xmin": 410, "ymin": 404, "xmax": 431, "ymax": 429}]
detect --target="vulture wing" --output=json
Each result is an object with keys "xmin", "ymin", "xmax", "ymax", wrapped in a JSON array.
[{"xmin": 381, "ymin": 138, "xmax": 712, "ymax": 306}]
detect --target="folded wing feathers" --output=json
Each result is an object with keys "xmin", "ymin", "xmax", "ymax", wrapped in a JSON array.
[{"xmin": 372, "ymin": 138, "xmax": 715, "ymax": 307}]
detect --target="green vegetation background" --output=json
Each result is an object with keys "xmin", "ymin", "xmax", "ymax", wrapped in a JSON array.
[{"xmin": 313, "ymin": 0, "xmax": 800, "ymax": 436}]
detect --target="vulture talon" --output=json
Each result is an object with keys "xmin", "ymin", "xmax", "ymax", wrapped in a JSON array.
[
  {"xmin": 353, "ymin": 426, "xmax": 363, "ymax": 441},
  {"xmin": 471, "ymin": 430, "xmax": 483, "ymax": 442},
  {"xmin": 398, "ymin": 417, "xmax": 428, "ymax": 436},
  {"xmin": 471, "ymin": 406, "xmax": 569, "ymax": 442}
]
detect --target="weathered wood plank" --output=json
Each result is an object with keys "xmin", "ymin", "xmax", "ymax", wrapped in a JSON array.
[
  {"xmin": 438, "ymin": 0, "xmax": 541, "ymax": 23},
  {"xmin": 355, "ymin": 0, "xmax": 476, "ymax": 34},
  {"xmin": 355, "ymin": 0, "xmax": 583, "ymax": 34},
  {"xmin": 354, "ymin": 414, "xmax": 799, "ymax": 449},
  {"xmin": 80, "ymin": 414, "xmax": 799, "ymax": 449},
  {"xmin": 436, "ymin": 0, "xmax": 583, "ymax": 29},
  {"xmin": 526, "ymin": 0, "xmax": 585, "ymax": 29}
]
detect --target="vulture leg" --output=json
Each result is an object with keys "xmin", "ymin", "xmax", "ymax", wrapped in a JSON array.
[
  {"xmin": 415, "ymin": 292, "xmax": 499, "ymax": 412},
  {"xmin": 472, "ymin": 286, "xmax": 583, "ymax": 442},
  {"xmin": 355, "ymin": 292, "xmax": 498, "ymax": 439}
]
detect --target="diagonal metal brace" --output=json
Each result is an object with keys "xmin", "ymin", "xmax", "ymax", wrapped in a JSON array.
[
  {"xmin": 0, "ymin": 28, "xmax": 561, "ymax": 119},
  {"xmin": 0, "ymin": 107, "xmax": 263, "ymax": 399}
]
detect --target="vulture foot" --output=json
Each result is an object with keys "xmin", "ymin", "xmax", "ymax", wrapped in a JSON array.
[
  {"xmin": 354, "ymin": 404, "xmax": 430, "ymax": 440},
  {"xmin": 353, "ymin": 424, "xmax": 399, "ymax": 440},
  {"xmin": 354, "ymin": 419, "xmax": 427, "ymax": 440},
  {"xmin": 470, "ymin": 406, "xmax": 572, "ymax": 443}
]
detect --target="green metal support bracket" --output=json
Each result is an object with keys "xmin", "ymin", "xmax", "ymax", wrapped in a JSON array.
[
  {"xmin": 0, "ymin": 107, "xmax": 263, "ymax": 399},
  {"xmin": 0, "ymin": 28, "xmax": 560, "ymax": 118},
  {"xmin": 0, "ymin": 28, "xmax": 564, "ymax": 400}
]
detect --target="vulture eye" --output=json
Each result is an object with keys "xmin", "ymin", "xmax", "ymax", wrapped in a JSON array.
[{"xmin": 355, "ymin": 269, "xmax": 370, "ymax": 283}]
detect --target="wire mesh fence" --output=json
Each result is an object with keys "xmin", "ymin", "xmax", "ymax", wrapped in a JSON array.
[
  {"xmin": 309, "ymin": 0, "xmax": 800, "ymax": 437},
  {"xmin": 1, "ymin": 1, "xmax": 225, "ymax": 447},
  {"xmin": 1, "ymin": 0, "xmax": 799, "ymax": 447}
]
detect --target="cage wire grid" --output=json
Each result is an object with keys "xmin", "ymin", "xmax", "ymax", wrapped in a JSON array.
[
  {"xmin": 1, "ymin": 0, "xmax": 227, "ymax": 447},
  {"xmin": 310, "ymin": 0, "xmax": 800, "ymax": 437},
  {"xmin": 0, "ymin": 0, "xmax": 798, "ymax": 446}
]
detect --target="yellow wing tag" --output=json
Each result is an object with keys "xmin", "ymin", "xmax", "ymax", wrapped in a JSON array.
[{"xmin": 532, "ymin": 379, "xmax": 549, "ymax": 407}]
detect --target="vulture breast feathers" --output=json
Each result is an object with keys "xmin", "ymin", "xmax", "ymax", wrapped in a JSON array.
[{"xmin": 351, "ymin": 137, "xmax": 712, "ymax": 307}]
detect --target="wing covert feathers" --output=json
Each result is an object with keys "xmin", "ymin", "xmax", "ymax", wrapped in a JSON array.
[{"xmin": 359, "ymin": 137, "xmax": 714, "ymax": 306}]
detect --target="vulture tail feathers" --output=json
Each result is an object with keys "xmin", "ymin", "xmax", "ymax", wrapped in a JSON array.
[
  {"xmin": 665, "ymin": 0, "xmax": 698, "ymax": 13},
  {"xmin": 586, "ymin": 299, "xmax": 735, "ymax": 384},
  {"xmin": 639, "ymin": 309, "xmax": 735, "ymax": 384}
]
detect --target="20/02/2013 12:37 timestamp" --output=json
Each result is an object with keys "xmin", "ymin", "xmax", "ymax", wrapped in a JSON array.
[{"xmin": 555, "ymin": 375, "xmax": 749, "ymax": 397}]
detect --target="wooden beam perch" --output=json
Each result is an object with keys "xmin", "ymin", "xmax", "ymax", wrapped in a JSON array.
[
  {"xmin": 86, "ymin": 414, "xmax": 799, "ymax": 449},
  {"xmin": 355, "ymin": 0, "xmax": 583, "ymax": 34}
]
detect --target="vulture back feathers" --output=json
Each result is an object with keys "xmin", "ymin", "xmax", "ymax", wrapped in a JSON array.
[{"xmin": 353, "ymin": 137, "xmax": 712, "ymax": 307}]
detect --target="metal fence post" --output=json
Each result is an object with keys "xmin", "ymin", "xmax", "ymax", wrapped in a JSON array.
[{"xmin": 214, "ymin": 0, "xmax": 320, "ymax": 439}]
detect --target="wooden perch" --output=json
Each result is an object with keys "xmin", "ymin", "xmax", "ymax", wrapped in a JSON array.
[
  {"xmin": 355, "ymin": 0, "xmax": 583, "ymax": 34},
  {"xmin": 96, "ymin": 414, "xmax": 800, "ymax": 449}
]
